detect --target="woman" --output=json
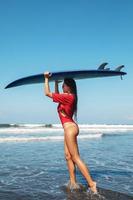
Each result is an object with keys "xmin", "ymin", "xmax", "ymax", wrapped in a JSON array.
[{"xmin": 44, "ymin": 72, "xmax": 97, "ymax": 194}]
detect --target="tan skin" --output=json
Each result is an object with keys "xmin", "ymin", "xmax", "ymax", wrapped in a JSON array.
[{"xmin": 44, "ymin": 72, "xmax": 97, "ymax": 193}]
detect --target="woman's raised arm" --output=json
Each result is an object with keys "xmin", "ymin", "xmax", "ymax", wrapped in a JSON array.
[
  {"xmin": 55, "ymin": 81, "xmax": 60, "ymax": 93},
  {"xmin": 44, "ymin": 72, "xmax": 52, "ymax": 98}
]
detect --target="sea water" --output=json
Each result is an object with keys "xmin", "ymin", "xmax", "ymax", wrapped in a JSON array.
[{"xmin": 0, "ymin": 124, "xmax": 133, "ymax": 199}]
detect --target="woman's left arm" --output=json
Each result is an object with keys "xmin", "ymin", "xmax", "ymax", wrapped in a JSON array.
[
  {"xmin": 55, "ymin": 81, "xmax": 59, "ymax": 93},
  {"xmin": 44, "ymin": 72, "xmax": 52, "ymax": 98}
]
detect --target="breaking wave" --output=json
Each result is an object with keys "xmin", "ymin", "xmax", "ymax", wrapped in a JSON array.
[
  {"xmin": 0, "ymin": 124, "xmax": 133, "ymax": 133},
  {"xmin": 0, "ymin": 134, "xmax": 102, "ymax": 143},
  {"xmin": 0, "ymin": 123, "xmax": 133, "ymax": 143}
]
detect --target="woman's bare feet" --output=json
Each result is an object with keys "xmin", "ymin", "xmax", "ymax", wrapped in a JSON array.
[
  {"xmin": 67, "ymin": 180, "xmax": 80, "ymax": 190},
  {"xmin": 89, "ymin": 181, "xmax": 97, "ymax": 194}
]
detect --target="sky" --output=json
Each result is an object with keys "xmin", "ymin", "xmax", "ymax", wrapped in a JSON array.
[{"xmin": 0, "ymin": 0, "xmax": 133, "ymax": 124}]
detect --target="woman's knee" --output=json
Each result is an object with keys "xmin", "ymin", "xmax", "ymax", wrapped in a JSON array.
[
  {"xmin": 65, "ymin": 152, "xmax": 72, "ymax": 161},
  {"xmin": 71, "ymin": 154, "xmax": 80, "ymax": 163}
]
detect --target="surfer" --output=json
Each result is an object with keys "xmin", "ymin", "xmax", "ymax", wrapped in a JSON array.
[{"xmin": 44, "ymin": 72, "xmax": 97, "ymax": 194}]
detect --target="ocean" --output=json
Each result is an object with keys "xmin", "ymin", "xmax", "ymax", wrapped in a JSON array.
[{"xmin": 0, "ymin": 124, "xmax": 133, "ymax": 200}]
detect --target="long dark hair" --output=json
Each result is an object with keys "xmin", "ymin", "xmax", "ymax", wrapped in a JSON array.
[{"xmin": 64, "ymin": 78, "xmax": 78, "ymax": 121}]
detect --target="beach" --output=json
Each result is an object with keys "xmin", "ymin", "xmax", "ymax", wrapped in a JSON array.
[{"xmin": 0, "ymin": 124, "xmax": 133, "ymax": 200}]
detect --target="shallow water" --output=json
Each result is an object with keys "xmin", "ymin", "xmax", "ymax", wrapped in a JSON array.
[{"xmin": 0, "ymin": 124, "xmax": 133, "ymax": 199}]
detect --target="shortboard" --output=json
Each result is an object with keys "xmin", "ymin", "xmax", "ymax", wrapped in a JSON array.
[{"xmin": 5, "ymin": 63, "xmax": 127, "ymax": 89}]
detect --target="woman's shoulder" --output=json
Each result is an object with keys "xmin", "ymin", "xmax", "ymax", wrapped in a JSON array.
[
  {"xmin": 59, "ymin": 93, "xmax": 75, "ymax": 100},
  {"xmin": 62, "ymin": 93, "xmax": 75, "ymax": 97}
]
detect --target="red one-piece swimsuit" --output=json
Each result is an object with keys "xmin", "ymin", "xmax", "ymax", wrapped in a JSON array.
[{"xmin": 52, "ymin": 93, "xmax": 75, "ymax": 126}]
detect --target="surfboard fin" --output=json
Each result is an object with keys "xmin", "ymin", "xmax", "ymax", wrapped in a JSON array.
[
  {"xmin": 115, "ymin": 65, "xmax": 125, "ymax": 71},
  {"xmin": 98, "ymin": 62, "xmax": 108, "ymax": 70}
]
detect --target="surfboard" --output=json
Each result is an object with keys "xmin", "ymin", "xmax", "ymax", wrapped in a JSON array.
[{"xmin": 5, "ymin": 63, "xmax": 127, "ymax": 89}]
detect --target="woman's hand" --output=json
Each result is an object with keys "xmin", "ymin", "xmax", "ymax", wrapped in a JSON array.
[{"xmin": 44, "ymin": 71, "xmax": 52, "ymax": 79}]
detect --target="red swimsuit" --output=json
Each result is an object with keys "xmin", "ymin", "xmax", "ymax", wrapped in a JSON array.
[{"xmin": 52, "ymin": 93, "xmax": 75, "ymax": 125}]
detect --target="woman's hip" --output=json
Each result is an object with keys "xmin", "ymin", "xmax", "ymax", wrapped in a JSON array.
[{"xmin": 63, "ymin": 122, "xmax": 79, "ymax": 135}]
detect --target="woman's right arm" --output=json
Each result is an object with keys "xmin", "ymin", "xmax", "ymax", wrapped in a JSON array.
[{"xmin": 44, "ymin": 72, "xmax": 52, "ymax": 98}]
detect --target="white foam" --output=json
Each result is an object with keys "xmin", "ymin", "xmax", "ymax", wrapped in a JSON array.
[
  {"xmin": 0, "ymin": 134, "xmax": 102, "ymax": 143},
  {"xmin": 0, "ymin": 127, "xmax": 63, "ymax": 134},
  {"xmin": 77, "ymin": 124, "xmax": 133, "ymax": 133},
  {"xmin": 0, "ymin": 124, "xmax": 133, "ymax": 134},
  {"xmin": 79, "ymin": 134, "xmax": 102, "ymax": 139}
]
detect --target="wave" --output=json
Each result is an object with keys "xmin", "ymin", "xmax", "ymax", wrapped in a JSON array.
[
  {"xmin": 0, "ymin": 123, "xmax": 52, "ymax": 128},
  {"xmin": 0, "ymin": 124, "xmax": 133, "ymax": 134},
  {"xmin": 0, "ymin": 134, "xmax": 102, "ymax": 143},
  {"xmin": 0, "ymin": 128, "xmax": 63, "ymax": 134}
]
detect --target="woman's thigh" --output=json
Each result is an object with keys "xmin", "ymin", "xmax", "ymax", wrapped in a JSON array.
[{"xmin": 64, "ymin": 125, "xmax": 79, "ymax": 158}]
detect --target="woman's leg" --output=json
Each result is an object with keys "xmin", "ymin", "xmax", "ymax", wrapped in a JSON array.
[
  {"xmin": 64, "ymin": 125, "xmax": 97, "ymax": 193},
  {"xmin": 64, "ymin": 138, "xmax": 76, "ymax": 184}
]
